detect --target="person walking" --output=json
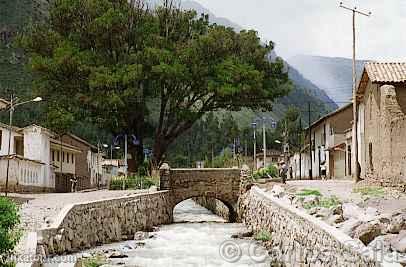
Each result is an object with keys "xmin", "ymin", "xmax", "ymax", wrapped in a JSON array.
[{"xmin": 279, "ymin": 160, "xmax": 288, "ymax": 184}]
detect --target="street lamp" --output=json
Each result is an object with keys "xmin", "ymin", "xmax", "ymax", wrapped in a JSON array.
[
  {"xmin": 275, "ymin": 140, "xmax": 282, "ymax": 144},
  {"xmin": 4, "ymin": 96, "xmax": 42, "ymax": 196}
]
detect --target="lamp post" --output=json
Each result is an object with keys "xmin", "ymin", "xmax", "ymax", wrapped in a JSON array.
[{"xmin": 4, "ymin": 96, "xmax": 42, "ymax": 196}]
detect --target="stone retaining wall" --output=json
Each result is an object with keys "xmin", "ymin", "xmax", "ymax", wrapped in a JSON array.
[
  {"xmin": 239, "ymin": 187, "xmax": 400, "ymax": 267},
  {"xmin": 193, "ymin": 197, "xmax": 230, "ymax": 221},
  {"xmin": 38, "ymin": 191, "xmax": 172, "ymax": 256}
]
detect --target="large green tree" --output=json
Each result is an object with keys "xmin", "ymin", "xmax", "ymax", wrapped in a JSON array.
[{"xmin": 20, "ymin": 0, "xmax": 291, "ymax": 168}]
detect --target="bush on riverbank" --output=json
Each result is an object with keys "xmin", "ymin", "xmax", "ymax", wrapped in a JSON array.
[
  {"xmin": 252, "ymin": 165, "xmax": 278, "ymax": 180},
  {"xmin": 109, "ymin": 176, "xmax": 157, "ymax": 190},
  {"xmin": 0, "ymin": 197, "xmax": 21, "ymax": 267}
]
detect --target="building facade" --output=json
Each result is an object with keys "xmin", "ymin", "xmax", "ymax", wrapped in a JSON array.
[
  {"xmin": 291, "ymin": 104, "xmax": 353, "ymax": 180},
  {"xmin": 0, "ymin": 124, "xmax": 103, "ymax": 192},
  {"xmin": 356, "ymin": 62, "xmax": 406, "ymax": 188}
]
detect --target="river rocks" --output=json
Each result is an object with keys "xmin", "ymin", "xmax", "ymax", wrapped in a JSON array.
[
  {"xmin": 353, "ymin": 221, "xmax": 382, "ymax": 245},
  {"xmin": 108, "ymin": 251, "xmax": 128, "ymax": 259},
  {"xmin": 302, "ymin": 195, "xmax": 320, "ymax": 207},
  {"xmin": 391, "ymin": 231, "xmax": 406, "ymax": 253},
  {"xmin": 326, "ymin": 214, "xmax": 345, "ymax": 225},
  {"xmin": 368, "ymin": 234, "xmax": 397, "ymax": 254},
  {"xmin": 314, "ymin": 207, "xmax": 331, "ymax": 219},
  {"xmin": 338, "ymin": 218, "xmax": 362, "ymax": 236},
  {"xmin": 270, "ymin": 185, "xmax": 285, "ymax": 198},
  {"xmin": 388, "ymin": 214, "xmax": 406, "ymax": 234},
  {"xmin": 330, "ymin": 205, "xmax": 343, "ymax": 216}
]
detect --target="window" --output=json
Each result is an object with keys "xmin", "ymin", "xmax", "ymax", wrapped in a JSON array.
[
  {"xmin": 67, "ymin": 153, "xmax": 70, "ymax": 163},
  {"xmin": 57, "ymin": 151, "xmax": 60, "ymax": 162},
  {"xmin": 62, "ymin": 152, "xmax": 65, "ymax": 162},
  {"xmin": 72, "ymin": 154, "xmax": 74, "ymax": 164},
  {"xmin": 52, "ymin": 150, "xmax": 55, "ymax": 161},
  {"xmin": 0, "ymin": 130, "xmax": 2, "ymax": 150}
]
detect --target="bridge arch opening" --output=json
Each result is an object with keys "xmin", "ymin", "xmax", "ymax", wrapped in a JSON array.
[{"xmin": 173, "ymin": 197, "xmax": 237, "ymax": 223}]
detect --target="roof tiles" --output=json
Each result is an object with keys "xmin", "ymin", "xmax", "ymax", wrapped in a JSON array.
[{"xmin": 365, "ymin": 62, "xmax": 406, "ymax": 83}]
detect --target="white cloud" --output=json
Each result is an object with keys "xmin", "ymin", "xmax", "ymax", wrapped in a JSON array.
[{"xmin": 192, "ymin": 0, "xmax": 406, "ymax": 61}]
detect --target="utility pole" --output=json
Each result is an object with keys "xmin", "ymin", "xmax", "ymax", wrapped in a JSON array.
[
  {"xmin": 262, "ymin": 118, "xmax": 266, "ymax": 168},
  {"xmin": 308, "ymin": 102, "xmax": 312, "ymax": 180},
  {"xmin": 339, "ymin": 2, "xmax": 371, "ymax": 181},
  {"xmin": 299, "ymin": 118, "xmax": 302, "ymax": 180},
  {"xmin": 124, "ymin": 134, "xmax": 128, "ymax": 177},
  {"xmin": 252, "ymin": 122, "xmax": 257, "ymax": 170}
]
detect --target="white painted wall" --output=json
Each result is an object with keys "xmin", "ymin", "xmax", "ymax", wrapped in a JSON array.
[{"xmin": 0, "ymin": 126, "xmax": 22, "ymax": 156}]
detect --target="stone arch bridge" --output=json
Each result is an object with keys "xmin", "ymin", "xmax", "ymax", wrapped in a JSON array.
[{"xmin": 159, "ymin": 164, "xmax": 244, "ymax": 222}]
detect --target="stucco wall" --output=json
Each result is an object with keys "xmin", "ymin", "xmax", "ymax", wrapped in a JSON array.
[
  {"xmin": 39, "ymin": 191, "xmax": 173, "ymax": 255},
  {"xmin": 239, "ymin": 187, "xmax": 398, "ymax": 266}
]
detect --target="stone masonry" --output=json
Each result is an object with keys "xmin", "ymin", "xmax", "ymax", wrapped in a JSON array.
[
  {"xmin": 39, "ymin": 191, "xmax": 172, "ymax": 256},
  {"xmin": 239, "ymin": 186, "xmax": 396, "ymax": 267},
  {"xmin": 159, "ymin": 164, "xmax": 241, "ymax": 222}
]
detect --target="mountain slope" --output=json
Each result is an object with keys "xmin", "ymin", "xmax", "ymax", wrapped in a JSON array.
[{"xmin": 288, "ymin": 55, "xmax": 367, "ymax": 106}]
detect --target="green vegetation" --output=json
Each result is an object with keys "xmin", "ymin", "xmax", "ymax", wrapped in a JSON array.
[
  {"xmin": 353, "ymin": 186, "xmax": 385, "ymax": 198},
  {"xmin": 19, "ymin": 0, "xmax": 291, "ymax": 169},
  {"xmin": 109, "ymin": 175, "xmax": 157, "ymax": 191},
  {"xmin": 302, "ymin": 196, "xmax": 341, "ymax": 210},
  {"xmin": 253, "ymin": 165, "xmax": 278, "ymax": 180},
  {"xmin": 82, "ymin": 255, "xmax": 106, "ymax": 267},
  {"xmin": 0, "ymin": 197, "xmax": 21, "ymax": 267},
  {"xmin": 254, "ymin": 230, "xmax": 272, "ymax": 242},
  {"xmin": 296, "ymin": 189, "xmax": 322, "ymax": 197}
]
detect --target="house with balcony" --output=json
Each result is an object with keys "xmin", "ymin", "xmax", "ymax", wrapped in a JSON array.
[
  {"xmin": 290, "ymin": 103, "xmax": 353, "ymax": 180},
  {"xmin": 0, "ymin": 124, "xmax": 103, "ymax": 192}
]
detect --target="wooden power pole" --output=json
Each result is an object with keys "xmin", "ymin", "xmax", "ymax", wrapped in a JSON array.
[{"xmin": 339, "ymin": 2, "xmax": 371, "ymax": 181}]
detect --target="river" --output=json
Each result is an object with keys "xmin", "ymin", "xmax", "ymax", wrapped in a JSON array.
[{"xmin": 51, "ymin": 199, "xmax": 271, "ymax": 267}]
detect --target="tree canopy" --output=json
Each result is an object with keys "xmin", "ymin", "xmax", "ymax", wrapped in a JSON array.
[{"xmin": 20, "ymin": 0, "xmax": 291, "ymax": 167}]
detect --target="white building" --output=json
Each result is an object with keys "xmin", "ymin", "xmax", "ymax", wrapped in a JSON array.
[
  {"xmin": 0, "ymin": 124, "xmax": 101, "ymax": 192},
  {"xmin": 290, "ymin": 104, "xmax": 353, "ymax": 180}
]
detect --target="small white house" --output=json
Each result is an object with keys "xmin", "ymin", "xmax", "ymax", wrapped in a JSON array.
[{"xmin": 0, "ymin": 124, "xmax": 85, "ymax": 192}]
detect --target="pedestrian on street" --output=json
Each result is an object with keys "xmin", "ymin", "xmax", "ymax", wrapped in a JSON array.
[{"xmin": 70, "ymin": 176, "xmax": 78, "ymax": 192}]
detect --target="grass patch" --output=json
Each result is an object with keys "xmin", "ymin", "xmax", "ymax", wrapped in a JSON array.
[
  {"xmin": 295, "ymin": 189, "xmax": 322, "ymax": 197},
  {"xmin": 303, "ymin": 196, "xmax": 341, "ymax": 210},
  {"xmin": 353, "ymin": 186, "xmax": 385, "ymax": 197},
  {"xmin": 254, "ymin": 230, "xmax": 272, "ymax": 242},
  {"xmin": 82, "ymin": 255, "xmax": 106, "ymax": 267}
]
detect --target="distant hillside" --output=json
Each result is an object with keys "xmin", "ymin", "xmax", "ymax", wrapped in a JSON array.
[
  {"xmin": 288, "ymin": 55, "xmax": 367, "ymax": 107},
  {"xmin": 0, "ymin": 0, "xmax": 336, "ymax": 130},
  {"xmin": 182, "ymin": 0, "xmax": 337, "ymax": 124}
]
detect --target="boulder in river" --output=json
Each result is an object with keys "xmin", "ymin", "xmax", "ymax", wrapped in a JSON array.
[{"xmin": 353, "ymin": 221, "xmax": 382, "ymax": 245}]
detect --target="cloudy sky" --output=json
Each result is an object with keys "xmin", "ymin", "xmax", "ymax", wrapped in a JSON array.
[{"xmin": 192, "ymin": 0, "xmax": 406, "ymax": 61}]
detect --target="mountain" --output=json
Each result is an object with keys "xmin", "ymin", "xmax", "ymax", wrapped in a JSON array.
[
  {"xmin": 288, "ymin": 55, "xmax": 367, "ymax": 107},
  {"xmin": 0, "ymin": 0, "xmax": 336, "ymax": 130},
  {"xmin": 181, "ymin": 1, "xmax": 337, "ymax": 124}
]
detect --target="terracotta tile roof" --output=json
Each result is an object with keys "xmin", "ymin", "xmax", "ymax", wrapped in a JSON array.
[{"xmin": 365, "ymin": 62, "xmax": 406, "ymax": 83}]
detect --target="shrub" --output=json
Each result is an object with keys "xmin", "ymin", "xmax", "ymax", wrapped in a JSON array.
[
  {"xmin": 0, "ymin": 197, "xmax": 21, "ymax": 267},
  {"xmin": 109, "ymin": 176, "xmax": 157, "ymax": 190},
  {"xmin": 254, "ymin": 230, "xmax": 272, "ymax": 241},
  {"xmin": 252, "ymin": 165, "xmax": 278, "ymax": 180},
  {"xmin": 295, "ymin": 189, "xmax": 322, "ymax": 197},
  {"xmin": 82, "ymin": 255, "xmax": 106, "ymax": 267}
]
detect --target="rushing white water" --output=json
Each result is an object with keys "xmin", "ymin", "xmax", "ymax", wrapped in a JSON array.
[{"xmin": 69, "ymin": 199, "xmax": 271, "ymax": 267}]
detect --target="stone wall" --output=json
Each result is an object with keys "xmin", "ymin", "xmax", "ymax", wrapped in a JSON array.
[
  {"xmin": 239, "ymin": 187, "xmax": 398, "ymax": 267},
  {"xmin": 159, "ymin": 165, "xmax": 241, "ymax": 222},
  {"xmin": 38, "ymin": 191, "xmax": 172, "ymax": 256},
  {"xmin": 193, "ymin": 197, "xmax": 230, "ymax": 221}
]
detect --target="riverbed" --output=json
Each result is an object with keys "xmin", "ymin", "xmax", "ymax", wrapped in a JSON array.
[{"xmin": 66, "ymin": 199, "xmax": 271, "ymax": 267}]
